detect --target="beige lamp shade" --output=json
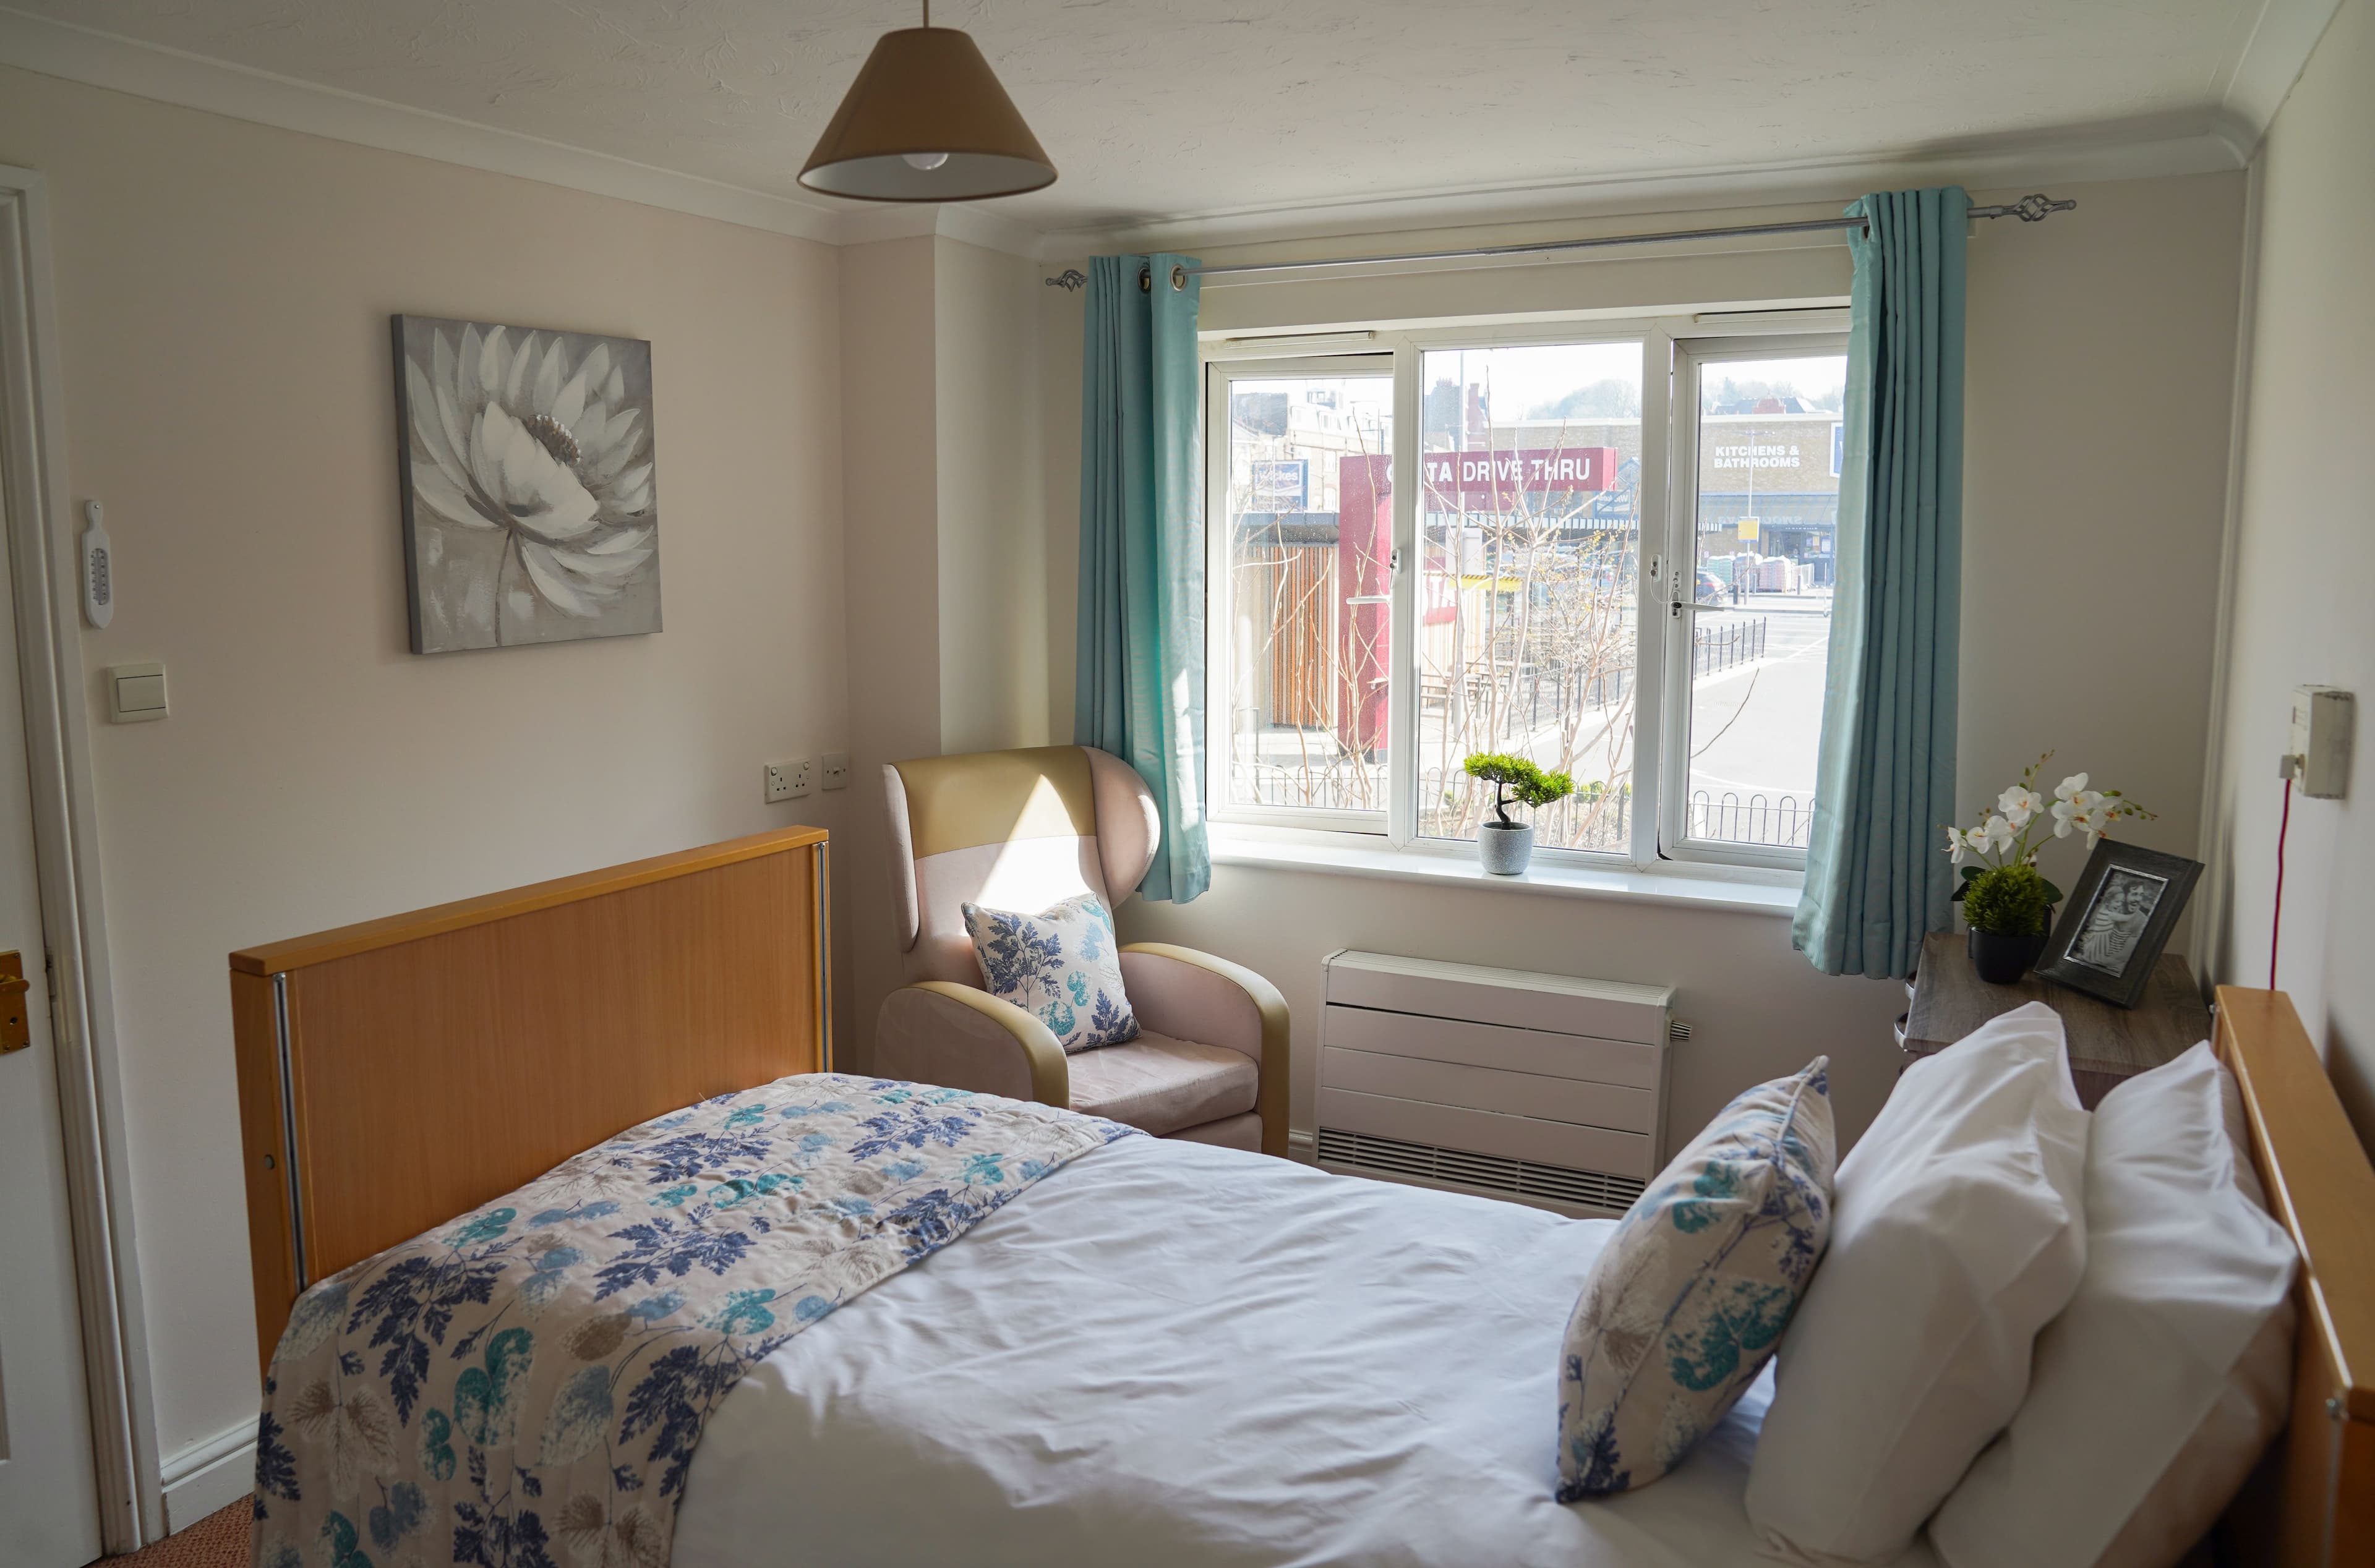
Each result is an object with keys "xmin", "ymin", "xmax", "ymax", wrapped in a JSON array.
[{"xmin": 800, "ymin": 26, "xmax": 1056, "ymax": 202}]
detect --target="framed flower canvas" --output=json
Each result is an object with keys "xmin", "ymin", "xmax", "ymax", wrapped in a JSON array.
[{"xmin": 392, "ymin": 315, "xmax": 661, "ymax": 653}]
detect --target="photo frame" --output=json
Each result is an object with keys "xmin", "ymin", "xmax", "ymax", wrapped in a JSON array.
[{"xmin": 2035, "ymin": 840, "xmax": 2202, "ymax": 1009}]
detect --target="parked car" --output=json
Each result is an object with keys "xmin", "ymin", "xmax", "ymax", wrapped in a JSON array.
[{"xmin": 1697, "ymin": 569, "xmax": 1726, "ymax": 602}]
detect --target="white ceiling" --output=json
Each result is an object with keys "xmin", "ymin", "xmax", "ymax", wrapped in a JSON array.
[{"xmin": 1, "ymin": 0, "xmax": 2322, "ymax": 241}]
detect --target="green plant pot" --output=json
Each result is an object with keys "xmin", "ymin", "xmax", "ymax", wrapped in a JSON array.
[{"xmin": 1967, "ymin": 910, "xmax": 2055, "ymax": 985}]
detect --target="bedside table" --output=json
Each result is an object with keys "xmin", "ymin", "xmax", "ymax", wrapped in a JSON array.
[{"xmin": 1896, "ymin": 931, "xmax": 2211, "ymax": 1109}]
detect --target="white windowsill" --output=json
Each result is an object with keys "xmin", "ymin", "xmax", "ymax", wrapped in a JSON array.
[{"xmin": 1205, "ymin": 827, "xmax": 1803, "ymax": 917}]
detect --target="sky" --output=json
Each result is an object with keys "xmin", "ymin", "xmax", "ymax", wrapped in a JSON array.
[
  {"xmin": 1428, "ymin": 342, "xmax": 1639, "ymax": 422},
  {"xmin": 1232, "ymin": 344, "xmax": 1850, "ymax": 432},
  {"xmin": 1427, "ymin": 344, "xmax": 1847, "ymax": 421}
]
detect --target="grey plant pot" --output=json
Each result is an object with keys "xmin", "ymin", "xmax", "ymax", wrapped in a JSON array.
[{"xmin": 1479, "ymin": 820, "xmax": 1534, "ymax": 876}]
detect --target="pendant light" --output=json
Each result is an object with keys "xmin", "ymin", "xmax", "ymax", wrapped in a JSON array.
[{"xmin": 800, "ymin": 1, "xmax": 1056, "ymax": 203}]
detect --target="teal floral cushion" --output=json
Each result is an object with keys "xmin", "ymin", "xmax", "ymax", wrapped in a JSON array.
[
  {"xmin": 1556, "ymin": 1057, "xmax": 1836, "ymax": 1500},
  {"xmin": 962, "ymin": 892, "xmax": 1139, "ymax": 1053}
]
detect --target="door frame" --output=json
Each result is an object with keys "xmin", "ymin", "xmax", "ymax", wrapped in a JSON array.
[{"xmin": 0, "ymin": 163, "xmax": 163, "ymax": 1550}]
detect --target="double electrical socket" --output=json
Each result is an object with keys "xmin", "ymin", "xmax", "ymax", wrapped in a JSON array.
[
  {"xmin": 764, "ymin": 750, "xmax": 851, "ymax": 804},
  {"xmin": 764, "ymin": 759, "xmax": 812, "ymax": 802}
]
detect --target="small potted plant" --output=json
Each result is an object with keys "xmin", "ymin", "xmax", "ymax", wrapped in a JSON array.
[
  {"xmin": 1946, "ymin": 753, "xmax": 2155, "ymax": 983},
  {"xmin": 1464, "ymin": 752, "xmax": 1573, "ymax": 876}
]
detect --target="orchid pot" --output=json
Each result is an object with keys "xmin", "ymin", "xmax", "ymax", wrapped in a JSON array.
[
  {"xmin": 1945, "ymin": 752, "xmax": 2156, "ymax": 986},
  {"xmin": 1965, "ymin": 914, "xmax": 2055, "ymax": 984}
]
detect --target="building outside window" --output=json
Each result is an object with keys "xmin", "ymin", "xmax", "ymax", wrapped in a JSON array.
[{"xmin": 1205, "ymin": 323, "xmax": 1846, "ymax": 873}]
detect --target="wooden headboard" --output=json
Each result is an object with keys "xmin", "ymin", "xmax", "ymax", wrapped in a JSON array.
[
  {"xmin": 229, "ymin": 827, "xmax": 830, "ymax": 1374},
  {"xmin": 2215, "ymin": 987, "xmax": 2375, "ymax": 1567}
]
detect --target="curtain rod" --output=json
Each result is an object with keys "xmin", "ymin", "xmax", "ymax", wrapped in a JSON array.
[{"xmin": 1054, "ymin": 194, "xmax": 2076, "ymax": 293}]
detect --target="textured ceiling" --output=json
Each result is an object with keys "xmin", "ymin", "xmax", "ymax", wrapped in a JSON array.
[{"xmin": 15, "ymin": 0, "xmax": 2261, "ymax": 232}]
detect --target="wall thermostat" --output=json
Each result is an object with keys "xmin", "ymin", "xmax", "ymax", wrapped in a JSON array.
[{"xmin": 80, "ymin": 500, "xmax": 113, "ymax": 628}]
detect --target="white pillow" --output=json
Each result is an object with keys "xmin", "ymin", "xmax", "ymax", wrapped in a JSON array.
[
  {"xmin": 1929, "ymin": 1043, "xmax": 2298, "ymax": 1568},
  {"xmin": 2095, "ymin": 1303, "xmax": 2293, "ymax": 1568},
  {"xmin": 2116, "ymin": 1057, "xmax": 2297, "ymax": 1568},
  {"xmin": 2087, "ymin": 1055, "xmax": 2297, "ymax": 1568},
  {"xmin": 1745, "ymin": 1001, "xmax": 2090, "ymax": 1565}
]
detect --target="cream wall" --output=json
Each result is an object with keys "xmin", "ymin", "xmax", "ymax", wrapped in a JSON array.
[
  {"xmin": 1040, "ymin": 270, "xmax": 1087, "ymax": 743},
  {"xmin": 1, "ymin": 65, "xmax": 855, "ymax": 1463},
  {"xmin": 1043, "ymin": 172, "xmax": 2244, "ymax": 1153},
  {"xmin": 840, "ymin": 234, "xmax": 1051, "ymax": 1069},
  {"xmin": 1959, "ymin": 174, "xmax": 2242, "ymax": 893},
  {"xmin": 935, "ymin": 236, "xmax": 1049, "ymax": 757},
  {"xmin": 2206, "ymin": 0, "xmax": 2375, "ymax": 1145},
  {"xmin": 839, "ymin": 234, "xmax": 941, "ymax": 1075}
]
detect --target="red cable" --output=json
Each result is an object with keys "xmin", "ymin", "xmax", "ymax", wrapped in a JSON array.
[{"xmin": 2270, "ymin": 775, "xmax": 2292, "ymax": 991}]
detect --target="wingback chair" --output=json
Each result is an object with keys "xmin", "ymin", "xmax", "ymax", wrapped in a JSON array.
[{"xmin": 873, "ymin": 745, "xmax": 1288, "ymax": 1156}]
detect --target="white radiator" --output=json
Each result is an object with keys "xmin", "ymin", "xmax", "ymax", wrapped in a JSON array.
[{"xmin": 1317, "ymin": 950, "xmax": 1674, "ymax": 1219}]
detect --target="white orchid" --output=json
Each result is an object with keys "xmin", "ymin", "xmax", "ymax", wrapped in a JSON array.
[
  {"xmin": 1944, "ymin": 752, "xmax": 2157, "ymax": 898},
  {"xmin": 1948, "ymin": 825, "xmax": 1995, "ymax": 864},
  {"xmin": 1996, "ymin": 783, "xmax": 2045, "ymax": 827},
  {"xmin": 2050, "ymin": 793, "xmax": 2102, "ymax": 838},
  {"xmin": 2070, "ymin": 802, "xmax": 2121, "ymax": 846},
  {"xmin": 402, "ymin": 322, "xmax": 657, "ymax": 643}
]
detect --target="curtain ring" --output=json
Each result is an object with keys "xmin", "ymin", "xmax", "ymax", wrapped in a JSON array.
[
  {"xmin": 1170, "ymin": 264, "xmax": 1188, "ymax": 292},
  {"xmin": 1139, "ymin": 266, "xmax": 1151, "ymax": 293}
]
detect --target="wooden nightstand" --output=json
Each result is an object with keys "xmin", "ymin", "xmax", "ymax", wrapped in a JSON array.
[{"xmin": 1896, "ymin": 931, "xmax": 2211, "ymax": 1109}]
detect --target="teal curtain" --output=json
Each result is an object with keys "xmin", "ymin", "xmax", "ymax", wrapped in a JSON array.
[
  {"xmin": 1793, "ymin": 187, "xmax": 1969, "ymax": 978},
  {"xmin": 1075, "ymin": 254, "xmax": 1209, "ymax": 903}
]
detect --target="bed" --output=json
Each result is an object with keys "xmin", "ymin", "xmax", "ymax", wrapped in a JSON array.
[{"xmin": 229, "ymin": 829, "xmax": 2374, "ymax": 1566}]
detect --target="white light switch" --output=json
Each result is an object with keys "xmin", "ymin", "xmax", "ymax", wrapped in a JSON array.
[
  {"xmin": 820, "ymin": 751, "xmax": 849, "ymax": 790},
  {"xmin": 106, "ymin": 661, "xmax": 166, "ymax": 723}
]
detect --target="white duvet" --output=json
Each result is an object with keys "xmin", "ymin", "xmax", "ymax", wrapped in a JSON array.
[{"xmin": 675, "ymin": 1136, "xmax": 1933, "ymax": 1567}]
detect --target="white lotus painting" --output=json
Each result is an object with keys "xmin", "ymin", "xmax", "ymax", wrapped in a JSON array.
[{"xmin": 393, "ymin": 315, "xmax": 661, "ymax": 653}]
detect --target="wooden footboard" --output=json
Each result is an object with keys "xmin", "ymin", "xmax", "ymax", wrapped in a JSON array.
[
  {"xmin": 229, "ymin": 827, "xmax": 831, "ymax": 1376},
  {"xmin": 2214, "ymin": 987, "xmax": 2375, "ymax": 1567}
]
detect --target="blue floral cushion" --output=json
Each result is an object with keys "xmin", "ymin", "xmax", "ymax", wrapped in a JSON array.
[
  {"xmin": 961, "ymin": 892, "xmax": 1139, "ymax": 1053},
  {"xmin": 1556, "ymin": 1057, "xmax": 1836, "ymax": 1500}
]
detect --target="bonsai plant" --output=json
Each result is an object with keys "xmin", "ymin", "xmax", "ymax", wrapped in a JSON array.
[
  {"xmin": 1463, "ymin": 752, "xmax": 1573, "ymax": 876},
  {"xmin": 1945, "ymin": 752, "xmax": 2155, "ymax": 983}
]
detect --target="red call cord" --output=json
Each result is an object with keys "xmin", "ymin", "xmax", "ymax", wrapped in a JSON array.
[{"xmin": 2270, "ymin": 776, "xmax": 2293, "ymax": 990}]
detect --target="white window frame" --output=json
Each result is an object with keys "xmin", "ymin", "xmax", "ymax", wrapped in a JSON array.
[
  {"xmin": 1658, "ymin": 331, "xmax": 1850, "ymax": 874},
  {"xmin": 1200, "ymin": 311, "xmax": 1845, "ymax": 882},
  {"xmin": 1203, "ymin": 352, "xmax": 1398, "ymax": 834}
]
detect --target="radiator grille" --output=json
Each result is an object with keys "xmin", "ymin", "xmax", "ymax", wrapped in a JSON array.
[{"xmin": 1317, "ymin": 1127, "xmax": 1647, "ymax": 1215}]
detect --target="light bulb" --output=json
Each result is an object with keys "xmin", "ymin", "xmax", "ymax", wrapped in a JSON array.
[{"xmin": 901, "ymin": 151, "xmax": 951, "ymax": 171}]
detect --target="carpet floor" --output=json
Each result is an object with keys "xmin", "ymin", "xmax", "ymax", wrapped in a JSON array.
[{"xmin": 98, "ymin": 1498, "xmax": 249, "ymax": 1568}]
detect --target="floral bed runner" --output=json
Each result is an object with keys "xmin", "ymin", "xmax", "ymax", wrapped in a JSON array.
[{"xmin": 252, "ymin": 1073, "xmax": 1137, "ymax": 1568}]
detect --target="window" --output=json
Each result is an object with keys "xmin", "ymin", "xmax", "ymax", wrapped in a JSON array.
[
  {"xmin": 1664, "ymin": 344, "xmax": 1847, "ymax": 866},
  {"xmin": 1205, "ymin": 325, "xmax": 1846, "ymax": 875},
  {"xmin": 1416, "ymin": 341, "xmax": 1642, "ymax": 853},
  {"xmin": 1210, "ymin": 359, "xmax": 1393, "ymax": 829}
]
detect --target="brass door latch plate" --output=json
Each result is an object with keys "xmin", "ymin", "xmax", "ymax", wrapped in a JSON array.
[{"xmin": 0, "ymin": 950, "xmax": 30, "ymax": 1052}]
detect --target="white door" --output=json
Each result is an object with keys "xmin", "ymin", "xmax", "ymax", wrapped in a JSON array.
[{"xmin": 0, "ymin": 445, "xmax": 103, "ymax": 1565}]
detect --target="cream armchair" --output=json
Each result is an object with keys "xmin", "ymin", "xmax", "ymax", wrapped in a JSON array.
[{"xmin": 873, "ymin": 746, "xmax": 1288, "ymax": 1156}]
